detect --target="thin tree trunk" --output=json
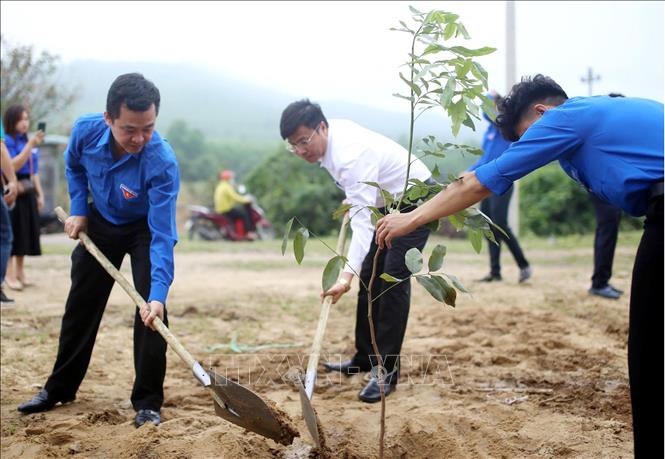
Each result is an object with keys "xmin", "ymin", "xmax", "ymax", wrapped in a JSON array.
[{"xmin": 366, "ymin": 247, "xmax": 386, "ymax": 459}]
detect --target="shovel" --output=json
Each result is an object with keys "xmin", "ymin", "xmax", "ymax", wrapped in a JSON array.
[
  {"xmin": 298, "ymin": 212, "xmax": 350, "ymax": 447},
  {"xmin": 54, "ymin": 207, "xmax": 298, "ymax": 445}
]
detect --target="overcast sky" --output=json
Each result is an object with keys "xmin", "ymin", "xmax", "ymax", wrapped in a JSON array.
[{"xmin": 1, "ymin": 1, "xmax": 663, "ymax": 112}]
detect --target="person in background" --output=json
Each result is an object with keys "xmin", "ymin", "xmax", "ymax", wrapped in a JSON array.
[
  {"xmin": 214, "ymin": 169, "xmax": 256, "ymax": 240},
  {"xmin": 2, "ymin": 105, "xmax": 45, "ymax": 291},
  {"xmin": 587, "ymin": 92, "xmax": 626, "ymax": 300},
  {"xmin": 376, "ymin": 75, "xmax": 663, "ymax": 457},
  {"xmin": 1, "ymin": 122, "xmax": 18, "ymax": 303},
  {"xmin": 468, "ymin": 92, "xmax": 531, "ymax": 284}
]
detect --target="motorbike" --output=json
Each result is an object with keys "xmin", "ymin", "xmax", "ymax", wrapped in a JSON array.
[{"xmin": 185, "ymin": 198, "xmax": 275, "ymax": 242}]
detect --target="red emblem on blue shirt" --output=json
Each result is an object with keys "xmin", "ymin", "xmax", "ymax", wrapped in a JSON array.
[{"xmin": 120, "ymin": 184, "xmax": 138, "ymax": 200}]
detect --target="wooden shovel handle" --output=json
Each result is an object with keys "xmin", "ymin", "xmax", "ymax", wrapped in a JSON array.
[
  {"xmin": 304, "ymin": 212, "xmax": 350, "ymax": 396},
  {"xmin": 54, "ymin": 207, "xmax": 197, "ymax": 370}
]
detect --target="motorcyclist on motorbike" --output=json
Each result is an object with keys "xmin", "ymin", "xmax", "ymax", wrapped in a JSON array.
[{"xmin": 213, "ymin": 170, "xmax": 257, "ymax": 240}]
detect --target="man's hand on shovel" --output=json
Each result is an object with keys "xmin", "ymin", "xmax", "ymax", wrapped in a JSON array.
[
  {"xmin": 140, "ymin": 301, "xmax": 165, "ymax": 331},
  {"xmin": 64, "ymin": 215, "xmax": 88, "ymax": 242},
  {"xmin": 321, "ymin": 273, "xmax": 352, "ymax": 304}
]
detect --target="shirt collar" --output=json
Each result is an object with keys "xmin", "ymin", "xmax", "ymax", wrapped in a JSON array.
[
  {"xmin": 320, "ymin": 127, "xmax": 334, "ymax": 170},
  {"xmin": 96, "ymin": 126, "xmax": 112, "ymax": 148}
]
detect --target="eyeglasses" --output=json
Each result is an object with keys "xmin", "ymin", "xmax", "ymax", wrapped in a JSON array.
[{"xmin": 286, "ymin": 126, "xmax": 320, "ymax": 153}]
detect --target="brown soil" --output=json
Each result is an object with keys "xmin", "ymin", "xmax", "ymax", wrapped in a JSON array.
[{"xmin": 1, "ymin": 235, "xmax": 634, "ymax": 458}]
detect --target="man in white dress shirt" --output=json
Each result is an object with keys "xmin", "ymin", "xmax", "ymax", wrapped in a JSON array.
[{"xmin": 280, "ymin": 99, "xmax": 433, "ymax": 403}]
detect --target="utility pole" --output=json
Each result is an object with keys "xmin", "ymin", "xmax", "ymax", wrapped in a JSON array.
[
  {"xmin": 505, "ymin": 1, "xmax": 520, "ymax": 236},
  {"xmin": 581, "ymin": 67, "xmax": 601, "ymax": 96}
]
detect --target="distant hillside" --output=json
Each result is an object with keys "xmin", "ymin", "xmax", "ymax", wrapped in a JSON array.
[{"xmin": 57, "ymin": 60, "xmax": 483, "ymax": 146}]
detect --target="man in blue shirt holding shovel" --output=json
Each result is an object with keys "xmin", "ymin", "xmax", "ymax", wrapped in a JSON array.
[{"xmin": 17, "ymin": 73, "xmax": 180, "ymax": 428}]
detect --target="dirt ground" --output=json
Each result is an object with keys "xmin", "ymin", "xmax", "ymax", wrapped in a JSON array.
[{"xmin": 1, "ymin": 233, "xmax": 636, "ymax": 458}]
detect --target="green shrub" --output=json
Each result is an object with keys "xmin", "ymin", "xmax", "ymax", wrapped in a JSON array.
[
  {"xmin": 245, "ymin": 149, "xmax": 345, "ymax": 236},
  {"xmin": 519, "ymin": 163, "xmax": 642, "ymax": 236}
]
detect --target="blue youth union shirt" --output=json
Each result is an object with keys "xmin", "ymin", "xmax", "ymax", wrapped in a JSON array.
[
  {"xmin": 475, "ymin": 96, "xmax": 664, "ymax": 216},
  {"xmin": 4, "ymin": 133, "xmax": 40, "ymax": 176},
  {"xmin": 64, "ymin": 113, "xmax": 180, "ymax": 304}
]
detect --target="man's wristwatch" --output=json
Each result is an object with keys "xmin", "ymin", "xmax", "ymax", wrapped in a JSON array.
[{"xmin": 337, "ymin": 278, "xmax": 350, "ymax": 290}]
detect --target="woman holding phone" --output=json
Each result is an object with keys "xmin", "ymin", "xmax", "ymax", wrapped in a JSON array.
[{"xmin": 2, "ymin": 105, "xmax": 45, "ymax": 290}]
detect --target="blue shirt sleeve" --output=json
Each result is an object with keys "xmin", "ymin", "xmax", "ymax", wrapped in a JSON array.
[
  {"xmin": 474, "ymin": 110, "xmax": 583, "ymax": 195},
  {"xmin": 4, "ymin": 135, "xmax": 16, "ymax": 156},
  {"xmin": 64, "ymin": 122, "xmax": 90, "ymax": 216},
  {"xmin": 32, "ymin": 148, "xmax": 39, "ymax": 175},
  {"xmin": 146, "ymin": 160, "xmax": 180, "ymax": 304}
]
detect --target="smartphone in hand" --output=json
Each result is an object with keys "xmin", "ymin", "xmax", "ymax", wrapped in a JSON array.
[{"xmin": 37, "ymin": 121, "xmax": 46, "ymax": 133}]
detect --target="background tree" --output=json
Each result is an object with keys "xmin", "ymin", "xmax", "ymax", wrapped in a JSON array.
[
  {"xmin": 246, "ymin": 149, "xmax": 345, "ymax": 236},
  {"xmin": 1, "ymin": 35, "xmax": 78, "ymax": 123},
  {"xmin": 520, "ymin": 163, "xmax": 643, "ymax": 236}
]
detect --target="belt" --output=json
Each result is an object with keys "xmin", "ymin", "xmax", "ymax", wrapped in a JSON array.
[{"xmin": 650, "ymin": 182, "xmax": 664, "ymax": 199}]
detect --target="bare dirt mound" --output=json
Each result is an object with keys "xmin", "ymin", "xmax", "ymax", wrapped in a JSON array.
[{"xmin": 1, "ymin": 238, "xmax": 634, "ymax": 458}]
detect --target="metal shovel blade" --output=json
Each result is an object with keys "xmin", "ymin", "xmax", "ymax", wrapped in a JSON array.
[
  {"xmin": 297, "ymin": 378, "xmax": 321, "ymax": 448},
  {"xmin": 209, "ymin": 370, "xmax": 297, "ymax": 445}
]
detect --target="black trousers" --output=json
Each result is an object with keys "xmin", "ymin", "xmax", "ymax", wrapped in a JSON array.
[
  {"xmin": 353, "ymin": 223, "xmax": 430, "ymax": 374},
  {"xmin": 45, "ymin": 207, "xmax": 168, "ymax": 411},
  {"xmin": 628, "ymin": 195, "xmax": 663, "ymax": 458},
  {"xmin": 590, "ymin": 194, "xmax": 622, "ymax": 289},
  {"xmin": 480, "ymin": 186, "xmax": 529, "ymax": 276}
]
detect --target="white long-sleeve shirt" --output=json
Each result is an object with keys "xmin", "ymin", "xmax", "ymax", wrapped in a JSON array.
[{"xmin": 320, "ymin": 119, "xmax": 432, "ymax": 275}]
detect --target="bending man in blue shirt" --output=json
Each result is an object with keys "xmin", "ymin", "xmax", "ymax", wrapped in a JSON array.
[
  {"xmin": 17, "ymin": 73, "xmax": 180, "ymax": 429},
  {"xmin": 376, "ymin": 75, "xmax": 663, "ymax": 457}
]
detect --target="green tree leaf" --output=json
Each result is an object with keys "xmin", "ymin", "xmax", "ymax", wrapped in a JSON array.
[
  {"xmin": 440, "ymin": 77, "xmax": 456, "ymax": 108},
  {"xmin": 446, "ymin": 273, "xmax": 469, "ymax": 293},
  {"xmin": 426, "ymin": 219, "xmax": 441, "ymax": 233},
  {"xmin": 332, "ymin": 202, "xmax": 353, "ymax": 220},
  {"xmin": 456, "ymin": 22, "xmax": 470, "ymax": 39},
  {"xmin": 380, "ymin": 273, "xmax": 402, "ymax": 283},
  {"xmin": 405, "ymin": 247, "xmax": 424, "ymax": 274},
  {"xmin": 416, "ymin": 276, "xmax": 445, "ymax": 302},
  {"xmin": 361, "ymin": 181, "xmax": 381, "ymax": 189},
  {"xmin": 428, "ymin": 244, "xmax": 447, "ymax": 271},
  {"xmin": 399, "ymin": 72, "xmax": 422, "ymax": 96},
  {"xmin": 449, "ymin": 45, "xmax": 496, "ymax": 57},
  {"xmin": 281, "ymin": 217, "xmax": 294, "ymax": 255},
  {"xmin": 443, "ymin": 21, "xmax": 456, "ymax": 40},
  {"xmin": 470, "ymin": 61, "xmax": 489, "ymax": 88},
  {"xmin": 322, "ymin": 256, "xmax": 345, "ymax": 292},
  {"xmin": 432, "ymin": 275, "xmax": 457, "ymax": 307},
  {"xmin": 293, "ymin": 227, "xmax": 309, "ymax": 264},
  {"xmin": 380, "ymin": 189, "xmax": 395, "ymax": 207},
  {"xmin": 449, "ymin": 99, "xmax": 468, "ymax": 137},
  {"xmin": 448, "ymin": 213, "xmax": 465, "ymax": 230},
  {"xmin": 462, "ymin": 116, "xmax": 476, "ymax": 131},
  {"xmin": 468, "ymin": 228, "xmax": 483, "ymax": 254}
]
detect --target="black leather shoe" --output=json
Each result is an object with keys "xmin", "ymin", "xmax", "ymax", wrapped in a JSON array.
[
  {"xmin": 608, "ymin": 284, "xmax": 624, "ymax": 295},
  {"xmin": 17, "ymin": 389, "xmax": 75, "ymax": 414},
  {"xmin": 1, "ymin": 289, "xmax": 14, "ymax": 303},
  {"xmin": 589, "ymin": 285, "xmax": 621, "ymax": 299},
  {"xmin": 478, "ymin": 273, "xmax": 502, "ymax": 282},
  {"xmin": 134, "ymin": 409, "xmax": 161, "ymax": 427},
  {"xmin": 323, "ymin": 359, "xmax": 370, "ymax": 376},
  {"xmin": 358, "ymin": 367, "xmax": 398, "ymax": 403}
]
